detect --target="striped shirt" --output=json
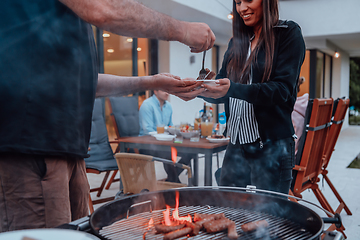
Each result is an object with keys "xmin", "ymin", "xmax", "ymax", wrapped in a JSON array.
[{"xmin": 227, "ymin": 43, "xmax": 260, "ymax": 145}]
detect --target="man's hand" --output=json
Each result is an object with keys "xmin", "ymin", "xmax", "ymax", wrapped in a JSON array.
[
  {"xmin": 199, "ymin": 78, "xmax": 231, "ymax": 99},
  {"xmin": 181, "ymin": 22, "xmax": 216, "ymax": 53},
  {"xmin": 152, "ymin": 74, "xmax": 204, "ymax": 100}
]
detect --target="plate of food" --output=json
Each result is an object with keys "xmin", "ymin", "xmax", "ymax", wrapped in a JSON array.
[
  {"xmin": 196, "ymin": 79, "xmax": 217, "ymax": 86},
  {"xmin": 206, "ymin": 135, "xmax": 230, "ymax": 143},
  {"xmin": 180, "ymin": 130, "xmax": 199, "ymax": 139},
  {"xmin": 153, "ymin": 134, "xmax": 176, "ymax": 141}
]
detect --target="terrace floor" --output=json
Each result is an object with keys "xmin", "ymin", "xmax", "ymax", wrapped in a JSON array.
[{"xmin": 88, "ymin": 125, "xmax": 360, "ymax": 239}]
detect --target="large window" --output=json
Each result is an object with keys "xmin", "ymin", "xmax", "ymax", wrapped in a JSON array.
[
  {"xmin": 302, "ymin": 49, "xmax": 333, "ymax": 99},
  {"xmin": 103, "ymin": 31, "xmax": 134, "ymax": 76},
  {"xmin": 93, "ymin": 28, "xmax": 153, "ymax": 140}
]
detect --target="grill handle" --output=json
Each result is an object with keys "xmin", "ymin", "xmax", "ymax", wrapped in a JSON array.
[
  {"xmin": 322, "ymin": 213, "xmax": 342, "ymax": 228},
  {"xmin": 127, "ymin": 200, "xmax": 152, "ymax": 219}
]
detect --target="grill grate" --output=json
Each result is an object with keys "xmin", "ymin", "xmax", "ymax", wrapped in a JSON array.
[{"xmin": 99, "ymin": 205, "xmax": 313, "ymax": 240}]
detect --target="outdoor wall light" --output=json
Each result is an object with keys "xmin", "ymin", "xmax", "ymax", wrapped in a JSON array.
[
  {"xmin": 227, "ymin": 13, "xmax": 233, "ymax": 20},
  {"xmin": 334, "ymin": 51, "xmax": 340, "ymax": 58},
  {"xmin": 107, "ymin": 49, "xmax": 114, "ymax": 53},
  {"xmin": 103, "ymin": 33, "xmax": 110, "ymax": 38}
]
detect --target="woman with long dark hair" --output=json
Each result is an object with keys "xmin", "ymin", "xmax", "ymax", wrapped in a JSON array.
[{"xmin": 199, "ymin": 0, "xmax": 306, "ymax": 194}]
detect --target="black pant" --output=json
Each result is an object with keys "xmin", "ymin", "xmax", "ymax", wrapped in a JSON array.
[
  {"xmin": 139, "ymin": 149, "xmax": 194, "ymax": 183},
  {"xmin": 219, "ymin": 137, "xmax": 295, "ymax": 194}
]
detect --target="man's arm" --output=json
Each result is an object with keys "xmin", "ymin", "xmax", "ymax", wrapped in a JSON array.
[
  {"xmin": 58, "ymin": 0, "xmax": 215, "ymax": 52},
  {"xmin": 96, "ymin": 73, "xmax": 205, "ymax": 98}
]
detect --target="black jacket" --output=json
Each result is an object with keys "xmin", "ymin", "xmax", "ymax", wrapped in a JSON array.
[{"xmin": 203, "ymin": 20, "xmax": 306, "ymax": 142}]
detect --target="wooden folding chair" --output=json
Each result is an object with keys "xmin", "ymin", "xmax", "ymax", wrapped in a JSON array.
[
  {"xmin": 115, "ymin": 153, "xmax": 191, "ymax": 196},
  {"xmin": 321, "ymin": 98, "xmax": 352, "ymax": 219},
  {"xmin": 291, "ymin": 98, "xmax": 334, "ymax": 201},
  {"xmin": 104, "ymin": 96, "xmax": 140, "ymax": 190},
  {"xmin": 290, "ymin": 98, "xmax": 348, "ymax": 237}
]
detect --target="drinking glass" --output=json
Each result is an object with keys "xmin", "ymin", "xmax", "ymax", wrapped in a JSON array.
[{"xmin": 157, "ymin": 124, "xmax": 165, "ymax": 134}]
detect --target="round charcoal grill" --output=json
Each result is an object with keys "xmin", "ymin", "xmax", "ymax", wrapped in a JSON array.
[{"xmin": 89, "ymin": 187, "xmax": 341, "ymax": 240}]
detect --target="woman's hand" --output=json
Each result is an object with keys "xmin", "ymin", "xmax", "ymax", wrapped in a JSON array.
[
  {"xmin": 153, "ymin": 74, "xmax": 205, "ymax": 101},
  {"xmin": 199, "ymin": 78, "xmax": 231, "ymax": 99}
]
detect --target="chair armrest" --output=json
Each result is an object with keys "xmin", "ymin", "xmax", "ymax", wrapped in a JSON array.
[{"xmin": 109, "ymin": 140, "xmax": 120, "ymax": 145}]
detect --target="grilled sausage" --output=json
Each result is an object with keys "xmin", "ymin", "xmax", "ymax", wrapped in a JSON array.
[
  {"xmin": 155, "ymin": 224, "xmax": 185, "ymax": 233},
  {"xmin": 185, "ymin": 221, "xmax": 200, "ymax": 235},
  {"xmin": 194, "ymin": 213, "xmax": 225, "ymax": 222},
  {"xmin": 163, "ymin": 227, "xmax": 192, "ymax": 240},
  {"xmin": 241, "ymin": 220, "xmax": 269, "ymax": 232},
  {"xmin": 194, "ymin": 212, "xmax": 226, "ymax": 229},
  {"xmin": 203, "ymin": 218, "xmax": 233, "ymax": 233},
  {"xmin": 227, "ymin": 222, "xmax": 239, "ymax": 239}
]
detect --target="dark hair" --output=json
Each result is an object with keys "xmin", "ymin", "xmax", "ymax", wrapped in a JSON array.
[{"xmin": 227, "ymin": 0, "xmax": 279, "ymax": 83}]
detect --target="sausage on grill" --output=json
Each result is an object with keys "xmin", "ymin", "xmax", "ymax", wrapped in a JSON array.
[
  {"xmin": 227, "ymin": 222, "xmax": 239, "ymax": 239},
  {"xmin": 154, "ymin": 224, "xmax": 185, "ymax": 233},
  {"xmin": 185, "ymin": 221, "xmax": 200, "ymax": 235},
  {"xmin": 163, "ymin": 227, "xmax": 192, "ymax": 240},
  {"xmin": 194, "ymin": 213, "xmax": 226, "ymax": 229},
  {"xmin": 241, "ymin": 220, "xmax": 269, "ymax": 232},
  {"xmin": 203, "ymin": 218, "xmax": 233, "ymax": 233}
]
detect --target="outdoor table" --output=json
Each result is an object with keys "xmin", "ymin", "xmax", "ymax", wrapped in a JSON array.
[{"xmin": 115, "ymin": 135, "xmax": 228, "ymax": 186}]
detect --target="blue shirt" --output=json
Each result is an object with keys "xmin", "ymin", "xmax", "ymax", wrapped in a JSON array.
[{"xmin": 139, "ymin": 95, "xmax": 173, "ymax": 135}]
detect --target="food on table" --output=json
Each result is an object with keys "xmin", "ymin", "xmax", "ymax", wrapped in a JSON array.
[
  {"xmin": 210, "ymin": 134, "xmax": 225, "ymax": 139},
  {"xmin": 179, "ymin": 123, "xmax": 194, "ymax": 132},
  {"xmin": 241, "ymin": 219, "xmax": 269, "ymax": 232}
]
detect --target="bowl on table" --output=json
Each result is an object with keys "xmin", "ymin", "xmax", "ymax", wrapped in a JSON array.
[
  {"xmin": 179, "ymin": 130, "xmax": 199, "ymax": 139},
  {"xmin": 167, "ymin": 126, "xmax": 180, "ymax": 135},
  {"xmin": 153, "ymin": 134, "xmax": 175, "ymax": 141}
]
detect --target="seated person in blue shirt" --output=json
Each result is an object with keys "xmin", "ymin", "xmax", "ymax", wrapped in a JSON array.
[
  {"xmin": 139, "ymin": 90, "xmax": 173, "ymax": 135},
  {"xmin": 139, "ymin": 90, "xmax": 194, "ymax": 183}
]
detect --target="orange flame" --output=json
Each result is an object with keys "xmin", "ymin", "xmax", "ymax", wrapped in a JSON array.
[
  {"xmin": 171, "ymin": 147, "xmax": 177, "ymax": 164},
  {"xmin": 172, "ymin": 191, "xmax": 192, "ymax": 223},
  {"xmin": 147, "ymin": 218, "xmax": 154, "ymax": 230},
  {"xmin": 163, "ymin": 205, "xmax": 172, "ymax": 226}
]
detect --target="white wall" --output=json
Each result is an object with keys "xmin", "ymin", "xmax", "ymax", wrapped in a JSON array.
[
  {"xmin": 165, "ymin": 41, "xmax": 213, "ymax": 125},
  {"xmin": 279, "ymin": 0, "xmax": 360, "ymax": 37}
]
